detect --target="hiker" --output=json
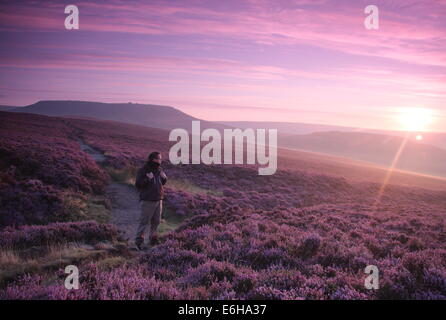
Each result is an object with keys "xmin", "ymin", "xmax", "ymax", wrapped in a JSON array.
[{"xmin": 134, "ymin": 151, "xmax": 167, "ymax": 250}]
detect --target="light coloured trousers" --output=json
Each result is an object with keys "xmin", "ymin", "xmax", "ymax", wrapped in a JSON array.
[{"xmin": 135, "ymin": 200, "xmax": 162, "ymax": 244}]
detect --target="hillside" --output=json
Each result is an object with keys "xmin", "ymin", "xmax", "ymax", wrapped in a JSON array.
[
  {"xmin": 10, "ymin": 100, "xmax": 229, "ymax": 131},
  {"xmin": 280, "ymin": 131, "xmax": 446, "ymax": 178},
  {"xmin": 220, "ymin": 121, "xmax": 446, "ymax": 150},
  {"xmin": 5, "ymin": 101, "xmax": 446, "ymax": 178},
  {"xmin": 219, "ymin": 121, "xmax": 356, "ymax": 135},
  {"xmin": 0, "ymin": 111, "xmax": 111, "ymax": 228},
  {"xmin": 1, "ymin": 111, "xmax": 445, "ymax": 299}
]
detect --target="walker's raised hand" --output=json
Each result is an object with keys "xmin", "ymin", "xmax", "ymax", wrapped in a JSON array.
[
  {"xmin": 160, "ymin": 171, "xmax": 167, "ymax": 180},
  {"xmin": 146, "ymin": 172, "xmax": 154, "ymax": 180}
]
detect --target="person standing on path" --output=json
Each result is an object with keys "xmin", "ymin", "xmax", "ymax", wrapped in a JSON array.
[{"xmin": 134, "ymin": 151, "xmax": 167, "ymax": 250}]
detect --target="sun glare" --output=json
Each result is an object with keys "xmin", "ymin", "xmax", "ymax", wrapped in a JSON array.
[{"xmin": 398, "ymin": 108, "xmax": 433, "ymax": 132}]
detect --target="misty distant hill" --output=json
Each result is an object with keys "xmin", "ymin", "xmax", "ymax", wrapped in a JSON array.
[
  {"xmin": 365, "ymin": 129, "xmax": 446, "ymax": 150},
  {"xmin": 280, "ymin": 131, "xmax": 446, "ymax": 178},
  {"xmin": 9, "ymin": 100, "xmax": 228, "ymax": 131},
  {"xmin": 420, "ymin": 133, "xmax": 446, "ymax": 150},
  {"xmin": 219, "ymin": 121, "xmax": 356, "ymax": 135},
  {"xmin": 220, "ymin": 121, "xmax": 446, "ymax": 150},
  {"xmin": 4, "ymin": 100, "xmax": 446, "ymax": 177}
]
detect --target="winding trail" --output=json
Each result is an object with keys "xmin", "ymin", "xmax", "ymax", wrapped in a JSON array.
[
  {"xmin": 78, "ymin": 139, "xmax": 140, "ymax": 242},
  {"xmin": 106, "ymin": 183, "xmax": 140, "ymax": 241}
]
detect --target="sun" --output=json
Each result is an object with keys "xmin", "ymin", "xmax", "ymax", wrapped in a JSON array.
[{"xmin": 398, "ymin": 108, "xmax": 433, "ymax": 132}]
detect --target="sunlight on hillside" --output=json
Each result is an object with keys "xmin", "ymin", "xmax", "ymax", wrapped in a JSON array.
[{"xmin": 168, "ymin": 178, "xmax": 223, "ymax": 196}]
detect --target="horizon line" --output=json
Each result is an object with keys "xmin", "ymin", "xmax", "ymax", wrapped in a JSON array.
[{"xmin": 3, "ymin": 99, "xmax": 445, "ymax": 134}]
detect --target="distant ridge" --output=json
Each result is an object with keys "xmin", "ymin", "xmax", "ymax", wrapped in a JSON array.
[
  {"xmin": 219, "ymin": 120, "xmax": 356, "ymax": 135},
  {"xmin": 219, "ymin": 120, "xmax": 446, "ymax": 151},
  {"xmin": 0, "ymin": 105, "xmax": 15, "ymax": 111},
  {"xmin": 10, "ymin": 100, "xmax": 228, "ymax": 131},
  {"xmin": 280, "ymin": 131, "xmax": 446, "ymax": 178},
  {"xmin": 3, "ymin": 100, "xmax": 445, "ymax": 177}
]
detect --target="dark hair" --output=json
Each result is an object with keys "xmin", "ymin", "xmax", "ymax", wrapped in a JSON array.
[{"xmin": 148, "ymin": 151, "xmax": 161, "ymax": 161}]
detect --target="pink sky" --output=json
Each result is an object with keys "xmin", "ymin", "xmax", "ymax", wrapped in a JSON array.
[{"xmin": 0, "ymin": 0, "xmax": 445, "ymax": 131}]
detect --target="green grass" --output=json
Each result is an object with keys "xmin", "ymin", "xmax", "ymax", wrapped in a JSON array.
[
  {"xmin": 106, "ymin": 165, "xmax": 222, "ymax": 196},
  {"xmin": 158, "ymin": 202, "xmax": 188, "ymax": 235},
  {"xmin": 85, "ymin": 196, "xmax": 111, "ymax": 223},
  {"xmin": 167, "ymin": 178, "xmax": 223, "ymax": 196},
  {"xmin": 0, "ymin": 240, "xmax": 136, "ymax": 288},
  {"xmin": 105, "ymin": 166, "xmax": 137, "ymax": 185},
  {"xmin": 62, "ymin": 194, "xmax": 111, "ymax": 223},
  {"xmin": 96, "ymin": 256, "xmax": 129, "ymax": 271},
  {"xmin": 0, "ymin": 243, "xmax": 110, "ymax": 287}
]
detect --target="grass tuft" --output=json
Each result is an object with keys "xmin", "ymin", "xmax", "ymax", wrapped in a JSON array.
[
  {"xmin": 105, "ymin": 166, "xmax": 137, "ymax": 185},
  {"xmin": 168, "ymin": 178, "xmax": 222, "ymax": 196}
]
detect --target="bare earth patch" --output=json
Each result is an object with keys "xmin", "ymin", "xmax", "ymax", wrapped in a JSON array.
[{"xmin": 106, "ymin": 183, "xmax": 140, "ymax": 242}]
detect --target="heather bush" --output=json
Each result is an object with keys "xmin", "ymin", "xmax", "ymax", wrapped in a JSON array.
[
  {"xmin": 2, "ymin": 186, "xmax": 445, "ymax": 300},
  {"xmin": 0, "ymin": 265, "xmax": 183, "ymax": 300},
  {"xmin": 140, "ymin": 240, "xmax": 208, "ymax": 278},
  {"xmin": 0, "ymin": 113, "xmax": 109, "ymax": 228},
  {"xmin": 0, "ymin": 180, "xmax": 110, "ymax": 228},
  {"xmin": 0, "ymin": 221, "xmax": 119, "ymax": 249},
  {"xmin": 0, "ymin": 136, "xmax": 108, "ymax": 194},
  {"xmin": 0, "ymin": 179, "xmax": 65, "ymax": 227},
  {"xmin": 180, "ymin": 260, "xmax": 238, "ymax": 287},
  {"xmin": 298, "ymin": 234, "xmax": 322, "ymax": 259}
]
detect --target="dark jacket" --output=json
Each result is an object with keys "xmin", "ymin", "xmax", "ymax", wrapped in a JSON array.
[{"xmin": 135, "ymin": 162, "xmax": 167, "ymax": 201}]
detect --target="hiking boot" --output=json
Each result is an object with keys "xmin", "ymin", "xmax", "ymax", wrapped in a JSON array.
[{"xmin": 135, "ymin": 238, "xmax": 145, "ymax": 251}]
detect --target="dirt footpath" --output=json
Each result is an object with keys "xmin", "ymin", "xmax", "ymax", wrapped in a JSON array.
[
  {"xmin": 106, "ymin": 182, "xmax": 140, "ymax": 242},
  {"xmin": 78, "ymin": 139, "xmax": 140, "ymax": 243}
]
